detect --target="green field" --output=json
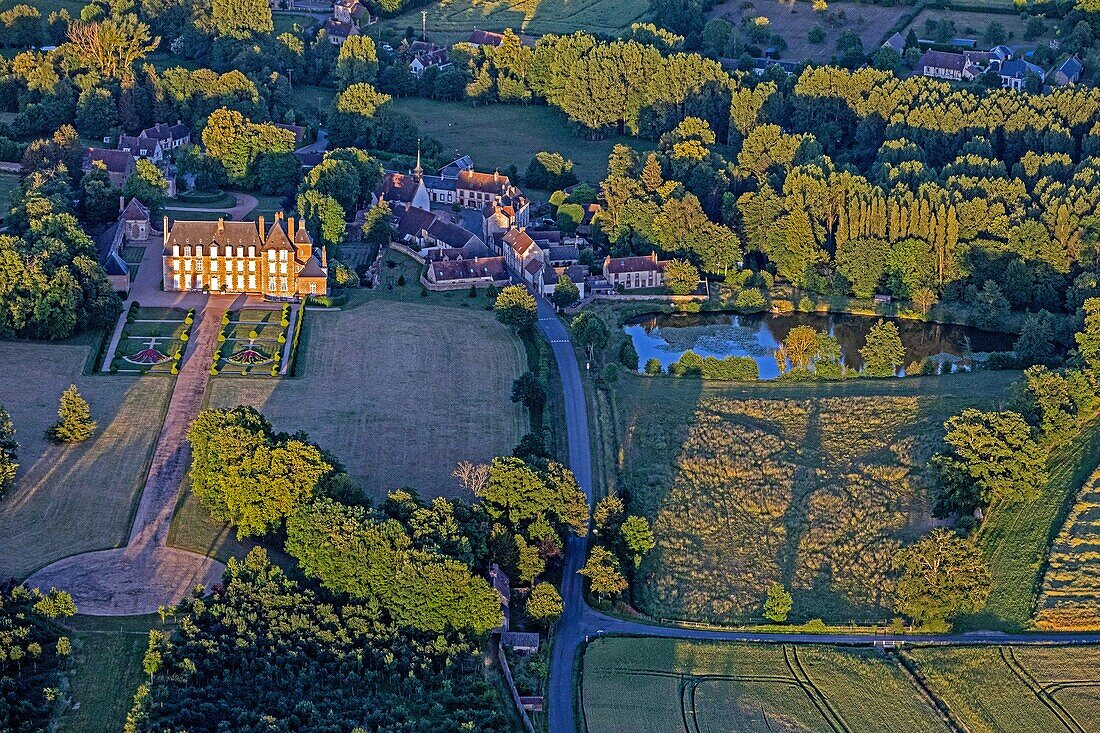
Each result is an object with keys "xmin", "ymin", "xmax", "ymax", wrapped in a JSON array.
[
  {"xmin": 582, "ymin": 637, "xmax": 952, "ymax": 733},
  {"xmin": 601, "ymin": 369, "xmax": 1018, "ymax": 624},
  {"xmin": 1034, "ymin": 465, "xmax": 1100, "ymax": 631},
  {"xmin": 904, "ymin": 8, "xmax": 1038, "ymax": 47},
  {"xmin": 390, "ymin": 97, "xmax": 654, "ymax": 186},
  {"xmin": 0, "ymin": 172, "xmax": 19, "ymax": 218},
  {"xmin": 906, "ymin": 645, "xmax": 1100, "ymax": 733},
  {"xmin": 379, "ymin": 0, "xmax": 648, "ymax": 42},
  {"xmin": 61, "ymin": 630, "xmax": 150, "ymax": 733},
  {"xmin": 0, "ymin": 341, "xmax": 173, "ymax": 579},
  {"xmin": 971, "ymin": 413, "xmax": 1100, "ymax": 631}
]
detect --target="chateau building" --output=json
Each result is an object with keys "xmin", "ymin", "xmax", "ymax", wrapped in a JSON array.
[{"xmin": 161, "ymin": 213, "xmax": 328, "ymax": 297}]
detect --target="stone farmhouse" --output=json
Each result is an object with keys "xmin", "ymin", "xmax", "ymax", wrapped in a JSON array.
[
  {"xmin": 603, "ymin": 253, "xmax": 667, "ymax": 290},
  {"xmin": 83, "ymin": 149, "xmax": 135, "ymax": 188},
  {"xmin": 161, "ymin": 213, "xmax": 328, "ymax": 297},
  {"xmin": 117, "ymin": 121, "xmax": 191, "ymax": 163},
  {"xmin": 391, "ymin": 202, "xmax": 489, "ymax": 257},
  {"xmin": 425, "ymin": 256, "xmax": 510, "ymax": 289},
  {"xmin": 499, "ymin": 227, "xmax": 587, "ymax": 300}
]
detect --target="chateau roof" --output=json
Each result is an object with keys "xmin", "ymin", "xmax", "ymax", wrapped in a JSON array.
[
  {"xmin": 298, "ymin": 255, "xmax": 326, "ymax": 278},
  {"xmin": 378, "ymin": 171, "xmax": 424, "ymax": 204},
  {"xmin": 164, "ymin": 216, "xmax": 310, "ymax": 252}
]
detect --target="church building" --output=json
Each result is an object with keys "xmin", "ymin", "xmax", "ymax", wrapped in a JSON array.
[{"xmin": 161, "ymin": 213, "xmax": 328, "ymax": 297}]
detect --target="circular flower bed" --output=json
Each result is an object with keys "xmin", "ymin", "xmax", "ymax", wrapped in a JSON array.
[
  {"xmin": 228, "ymin": 347, "xmax": 272, "ymax": 365},
  {"xmin": 125, "ymin": 348, "xmax": 171, "ymax": 365}
]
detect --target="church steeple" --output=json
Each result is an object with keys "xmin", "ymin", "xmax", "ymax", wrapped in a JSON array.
[{"xmin": 413, "ymin": 139, "xmax": 423, "ymax": 179}]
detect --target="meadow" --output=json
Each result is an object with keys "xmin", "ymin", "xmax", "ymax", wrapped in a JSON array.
[
  {"xmin": 581, "ymin": 637, "xmax": 952, "ymax": 733},
  {"xmin": 378, "ymin": 0, "xmax": 648, "ymax": 43},
  {"xmin": 200, "ymin": 278, "xmax": 527, "ymax": 500},
  {"xmin": 1033, "ymin": 466, "xmax": 1100, "ymax": 631},
  {"xmin": 389, "ymin": 97, "xmax": 655, "ymax": 186},
  {"xmin": 0, "ymin": 341, "xmax": 172, "ymax": 579},
  {"xmin": 905, "ymin": 645, "xmax": 1100, "ymax": 733},
  {"xmin": 605, "ymin": 370, "xmax": 1018, "ymax": 624},
  {"xmin": 709, "ymin": 0, "xmax": 902, "ymax": 64},
  {"xmin": 903, "ymin": 8, "xmax": 1038, "ymax": 47}
]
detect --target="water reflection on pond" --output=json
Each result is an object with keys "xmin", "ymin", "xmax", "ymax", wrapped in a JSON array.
[{"xmin": 624, "ymin": 311, "xmax": 1018, "ymax": 379}]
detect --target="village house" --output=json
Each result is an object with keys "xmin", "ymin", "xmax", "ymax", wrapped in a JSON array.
[
  {"xmin": 500, "ymin": 631, "xmax": 540, "ymax": 654},
  {"xmin": 126, "ymin": 121, "xmax": 191, "ymax": 154},
  {"xmin": 482, "ymin": 192, "xmax": 531, "ymax": 241},
  {"xmin": 465, "ymin": 28, "xmax": 537, "ymax": 47},
  {"xmin": 1049, "ymin": 55, "xmax": 1084, "ymax": 86},
  {"xmin": 333, "ymin": 0, "xmax": 374, "ymax": 26},
  {"xmin": 456, "ymin": 169, "xmax": 516, "ymax": 209},
  {"xmin": 881, "ymin": 32, "xmax": 906, "ymax": 54},
  {"xmin": 538, "ymin": 263, "xmax": 588, "ymax": 301},
  {"xmin": 408, "ymin": 41, "xmax": 449, "ymax": 77},
  {"xmin": 425, "ymin": 256, "xmax": 509, "ymax": 289},
  {"xmin": 998, "ymin": 58, "xmax": 1046, "ymax": 90},
  {"xmin": 376, "ymin": 170, "xmax": 431, "ymax": 210},
  {"xmin": 439, "ymin": 154, "xmax": 473, "ymax": 178},
  {"xmin": 391, "ymin": 202, "xmax": 487, "ymax": 255},
  {"xmin": 161, "ymin": 213, "xmax": 328, "ymax": 297},
  {"xmin": 324, "ymin": 18, "xmax": 358, "ymax": 45},
  {"xmin": 117, "ymin": 135, "xmax": 164, "ymax": 163},
  {"xmin": 916, "ymin": 49, "xmax": 984, "ymax": 81},
  {"xmin": 603, "ymin": 253, "xmax": 667, "ymax": 290},
  {"xmin": 84, "ymin": 148, "xmax": 136, "ymax": 188}
]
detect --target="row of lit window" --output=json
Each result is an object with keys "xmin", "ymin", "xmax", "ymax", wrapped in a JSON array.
[
  {"xmin": 170, "ymin": 244, "xmax": 291, "ymax": 260},
  {"xmin": 169, "ymin": 275, "xmax": 313, "ymax": 294},
  {"xmin": 171, "ymin": 259, "xmax": 289, "ymax": 274}
]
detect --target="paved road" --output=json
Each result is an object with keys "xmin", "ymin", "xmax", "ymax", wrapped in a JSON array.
[{"xmin": 536, "ymin": 294, "xmax": 1100, "ymax": 733}]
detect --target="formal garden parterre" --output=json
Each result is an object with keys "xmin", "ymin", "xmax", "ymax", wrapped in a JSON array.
[
  {"xmin": 108, "ymin": 304, "xmax": 194, "ymax": 374},
  {"xmin": 211, "ymin": 305, "xmax": 293, "ymax": 379}
]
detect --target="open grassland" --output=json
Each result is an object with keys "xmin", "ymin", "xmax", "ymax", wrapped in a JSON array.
[
  {"xmin": 60, "ymin": 629, "xmax": 150, "ymax": 733},
  {"xmin": 971, "ymin": 413, "xmax": 1100, "ymax": 631},
  {"xmin": 0, "ymin": 342, "xmax": 172, "ymax": 579},
  {"xmin": 905, "ymin": 645, "xmax": 1100, "ymax": 733},
  {"xmin": 379, "ymin": 0, "xmax": 648, "ymax": 42},
  {"xmin": 202, "ymin": 294, "xmax": 527, "ymax": 501},
  {"xmin": 1033, "ymin": 465, "xmax": 1100, "ymax": 631},
  {"xmin": 709, "ymin": 0, "xmax": 902, "ymax": 64},
  {"xmin": 581, "ymin": 637, "xmax": 951, "ymax": 733},
  {"xmin": 607, "ymin": 370, "xmax": 1017, "ymax": 624},
  {"xmin": 389, "ymin": 97, "xmax": 655, "ymax": 186}
]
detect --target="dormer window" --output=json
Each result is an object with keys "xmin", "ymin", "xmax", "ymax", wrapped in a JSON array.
[{"xmin": 183, "ymin": 246, "xmax": 191, "ymax": 257}]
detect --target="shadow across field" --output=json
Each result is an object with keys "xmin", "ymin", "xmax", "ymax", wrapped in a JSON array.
[
  {"xmin": 0, "ymin": 342, "xmax": 173, "ymax": 580},
  {"xmin": 610, "ymin": 371, "xmax": 1017, "ymax": 625}
]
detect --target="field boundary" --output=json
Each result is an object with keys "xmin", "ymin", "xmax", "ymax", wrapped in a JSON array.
[{"xmin": 1000, "ymin": 647, "xmax": 1085, "ymax": 733}]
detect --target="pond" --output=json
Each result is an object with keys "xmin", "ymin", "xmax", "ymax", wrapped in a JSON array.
[{"xmin": 623, "ymin": 311, "xmax": 1018, "ymax": 379}]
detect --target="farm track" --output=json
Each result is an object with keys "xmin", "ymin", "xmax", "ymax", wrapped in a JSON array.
[{"xmin": 1001, "ymin": 647, "xmax": 1086, "ymax": 733}]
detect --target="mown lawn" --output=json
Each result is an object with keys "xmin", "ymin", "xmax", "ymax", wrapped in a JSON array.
[
  {"xmin": 582, "ymin": 637, "xmax": 951, "ymax": 733},
  {"xmin": 0, "ymin": 342, "xmax": 172, "ymax": 579},
  {"xmin": 60, "ymin": 629, "xmax": 150, "ymax": 733},
  {"xmin": 604, "ymin": 369, "xmax": 1018, "ymax": 624},
  {"xmin": 905, "ymin": 645, "xmax": 1100, "ymax": 733},
  {"xmin": 389, "ymin": 97, "xmax": 655, "ymax": 185}
]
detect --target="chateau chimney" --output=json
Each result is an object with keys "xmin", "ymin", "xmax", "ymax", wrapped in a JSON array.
[
  {"xmin": 119, "ymin": 195, "xmax": 125, "ymax": 213},
  {"xmin": 216, "ymin": 218, "xmax": 224, "ymax": 232},
  {"xmin": 288, "ymin": 216, "xmax": 295, "ymax": 234},
  {"xmin": 257, "ymin": 215, "xmax": 265, "ymax": 236},
  {"xmin": 298, "ymin": 218, "xmax": 307, "ymax": 235},
  {"xmin": 163, "ymin": 215, "xmax": 169, "ymax": 238},
  {"xmin": 494, "ymin": 169, "xmax": 499, "ymax": 182}
]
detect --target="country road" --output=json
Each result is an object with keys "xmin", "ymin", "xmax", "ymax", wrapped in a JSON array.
[{"xmin": 535, "ymin": 293, "xmax": 1100, "ymax": 733}]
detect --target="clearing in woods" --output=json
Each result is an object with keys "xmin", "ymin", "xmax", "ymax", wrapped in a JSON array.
[
  {"xmin": 580, "ymin": 637, "xmax": 952, "ymax": 733},
  {"xmin": 602, "ymin": 369, "xmax": 1018, "ymax": 624},
  {"xmin": 708, "ymin": 0, "xmax": 903, "ymax": 64},
  {"xmin": 379, "ymin": 0, "xmax": 648, "ymax": 43},
  {"xmin": 904, "ymin": 645, "xmax": 1100, "ymax": 733},
  {"xmin": 0, "ymin": 341, "xmax": 173, "ymax": 580},
  {"xmin": 389, "ymin": 97, "xmax": 656, "ymax": 186}
]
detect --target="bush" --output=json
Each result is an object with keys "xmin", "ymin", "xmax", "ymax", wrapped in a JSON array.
[
  {"xmin": 180, "ymin": 332, "xmax": 189, "ymax": 342},
  {"xmin": 803, "ymin": 618, "xmax": 828, "ymax": 632},
  {"xmin": 249, "ymin": 330, "xmax": 258, "ymax": 340},
  {"xmin": 734, "ymin": 288, "xmax": 767, "ymax": 312},
  {"xmin": 397, "ymin": 274, "xmax": 406, "ymax": 286},
  {"xmin": 645, "ymin": 358, "xmax": 663, "ymax": 375},
  {"xmin": 210, "ymin": 367, "xmax": 219, "ymax": 376}
]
